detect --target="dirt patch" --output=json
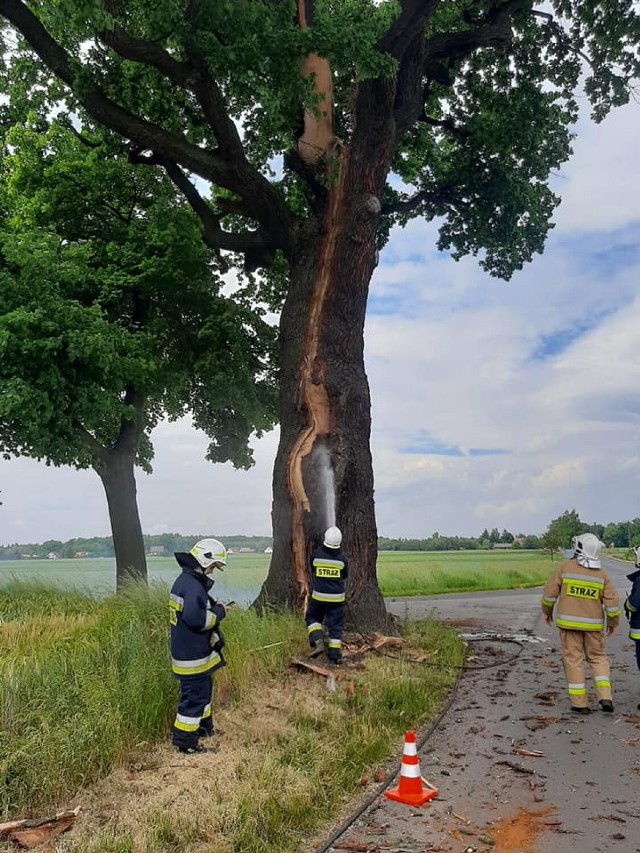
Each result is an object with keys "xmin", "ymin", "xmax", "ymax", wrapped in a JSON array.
[
  {"xmin": 488, "ymin": 806, "xmax": 557, "ymax": 852},
  {"xmin": 43, "ymin": 645, "xmax": 393, "ymax": 852},
  {"xmin": 43, "ymin": 676, "xmax": 334, "ymax": 853}
]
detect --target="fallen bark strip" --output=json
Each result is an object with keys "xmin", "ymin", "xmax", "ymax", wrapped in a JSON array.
[
  {"xmin": 494, "ymin": 760, "xmax": 535, "ymax": 775},
  {"xmin": 0, "ymin": 808, "xmax": 80, "ymax": 849},
  {"xmin": 290, "ymin": 657, "xmax": 347, "ymax": 679}
]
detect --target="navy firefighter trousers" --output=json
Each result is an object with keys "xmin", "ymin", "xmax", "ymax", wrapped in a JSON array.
[
  {"xmin": 305, "ymin": 599, "xmax": 345, "ymax": 662},
  {"xmin": 171, "ymin": 673, "xmax": 214, "ymax": 750}
]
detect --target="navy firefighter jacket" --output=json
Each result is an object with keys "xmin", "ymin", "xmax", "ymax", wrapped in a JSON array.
[
  {"xmin": 168, "ymin": 552, "xmax": 226, "ymax": 677},
  {"xmin": 625, "ymin": 568, "xmax": 640, "ymax": 642},
  {"xmin": 310, "ymin": 543, "xmax": 349, "ymax": 604}
]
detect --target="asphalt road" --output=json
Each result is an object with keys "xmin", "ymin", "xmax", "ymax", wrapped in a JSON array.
[{"xmin": 318, "ymin": 556, "xmax": 640, "ymax": 853}]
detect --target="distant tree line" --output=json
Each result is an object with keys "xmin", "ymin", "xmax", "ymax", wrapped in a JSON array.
[
  {"xmin": 2, "ymin": 509, "xmax": 639, "ymax": 561},
  {"xmin": 541, "ymin": 509, "xmax": 640, "ymax": 556},
  {"xmin": 378, "ymin": 529, "xmax": 541, "ymax": 552},
  {"xmin": 0, "ymin": 534, "xmax": 273, "ymax": 561}
]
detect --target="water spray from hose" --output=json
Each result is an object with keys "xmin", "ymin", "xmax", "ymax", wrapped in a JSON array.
[{"xmin": 314, "ymin": 443, "xmax": 336, "ymax": 530}]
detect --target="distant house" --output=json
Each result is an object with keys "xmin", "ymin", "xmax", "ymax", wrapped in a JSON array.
[
  {"xmin": 73, "ymin": 551, "xmax": 89, "ymax": 558},
  {"xmin": 264, "ymin": 547, "xmax": 273, "ymax": 554},
  {"xmin": 238, "ymin": 547, "xmax": 255, "ymax": 553},
  {"xmin": 149, "ymin": 545, "xmax": 166, "ymax": 556},
  {"xmin": 492, "ymin": 543, "xmax": 513, "ymax": 550},
  {"xmin": 47, "ymin": 552, "xmax": 59, "ymax": 560}
]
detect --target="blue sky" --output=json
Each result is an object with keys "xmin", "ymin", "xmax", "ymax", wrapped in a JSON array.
[{"xmin": 1, "ymin": 101, "xmax": 639, "ymax": 543}]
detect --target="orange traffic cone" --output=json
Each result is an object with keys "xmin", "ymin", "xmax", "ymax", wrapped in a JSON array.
[{"xmin": 384, "ymin": 731, "xmax": 438, "ymax": 806}]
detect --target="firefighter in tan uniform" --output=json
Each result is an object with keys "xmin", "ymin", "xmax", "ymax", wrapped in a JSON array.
[{"xmin": 541, "ymin": 533, "xmax": 621, "ymax": 715}]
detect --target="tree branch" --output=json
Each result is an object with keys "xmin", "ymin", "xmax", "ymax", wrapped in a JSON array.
[
  {"xmin": 423, "ymin": 0, "xmax": 528, "ymax": 85},
  {"xmin": 532, "ymin": 10, "xmax": 594, "ymax": 69},
  {"xmin": 0, "ymin": 0, "xmax": 291, "ymax": 254},
  {"xmin": 420, "ymin": 114, "xmax": 469, "ymax": 139},
  {"xmin": 394, "ymin": 31, "xmax": 428, "ymax": 139},
  {"xmin": 381, "ymin": 186, "xmax": 460, "ymax": 216},
  {"xmin": 159, "ymin": 158, "xmax": 279, "ymax": 267},
  {"xmin": 380, "ymin": 0, "xmax": 439, "ymax": 60},
  {"xmin": 99, "ymin": 14, "xmax": 246, "ymax": 160},
  {"xmin": 115, "ymin": 386, "xmax": 147, "ymax": 455},
  {"xmin": 74, "ymin": 421, "xmax": 109, "ymax": 463}
]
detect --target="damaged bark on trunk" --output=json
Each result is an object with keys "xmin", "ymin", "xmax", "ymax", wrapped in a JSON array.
[{"xmin": 256, "ymin": 78, "xmax": 397, "ymax": 633}]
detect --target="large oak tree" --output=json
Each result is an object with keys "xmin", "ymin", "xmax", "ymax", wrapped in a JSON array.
[
  {"xmin": 0, "ymin": 122, "xmax": 276, "ymax": 588},
  {"xmin": 0, "ymin": 1, "xmax": 637, "ymax": 627}
]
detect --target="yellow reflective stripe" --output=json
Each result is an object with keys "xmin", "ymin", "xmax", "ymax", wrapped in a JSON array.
[
  {"xmin": 630, "ymin": 630, "xmax": 640, "ymax": 640},
  {"xmin": 312, "ymin": 591, "xmax": 345, "ymax": 603},
  {"xmin": 203, "ymin": 610, "xmax": 216, "ymax": 630},
  {"xmin": 328, "ymin": 639, "xmax": 342, "ymax": 649},
  {"xmin": 171, "ymin": 651, "xmax": 221, "ymax": 675},
  {"xmin": 606, "ymin": 607, "xmax": 621, "ymax": 617},
  {"xmin": 556, "ymin": 616, "xmax": 603, "ymax": 630},
  {"xmin": 541, "ymin": 597, "xmax": 556, "ymax": 607},
  {"xmin": 174, "ymin": 713, "xmax": 200, "ymax": 732},
  {"xmin": 307, "ymin": 622, "xmax": 323, "ymax": 635},
  {"xmin": 168, "ymin": 600, "xmax": 182, "ymax": 612},
  {"xmin": 594, "ymin": 678, "xmax": 610, "ymax": 688},
  {"xmin": 202, "ymin": 703, "xmax": 212, "ymax": 720}
]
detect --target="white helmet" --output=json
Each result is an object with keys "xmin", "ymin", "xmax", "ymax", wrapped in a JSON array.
[
  {"xmin": 323, "ymin": 526, "xmax": 342, "ymax": 549},
  {"xmin": 633, "ymin": 545, "xmax": 640, "ymax": 567},
  {"xmin": 190, "ymin": 538, "xmax": 227, "ymax": 570},
  {"xmin": 572, "ymin": 532, "xmax": 603, "ymax": 568}
]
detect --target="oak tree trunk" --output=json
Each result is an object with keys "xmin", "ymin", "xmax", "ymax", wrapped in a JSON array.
[
  {"xmin": 98, "ymin": 450, "xmax": 148, "ymax": 590},
  {"xmin": 255, "ymin": 80, "xmax": 397, "ymax": 633}
]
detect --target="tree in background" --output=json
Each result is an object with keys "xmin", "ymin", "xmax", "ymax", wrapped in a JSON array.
[
  {"xmin": 603, "ymin": 519, "xmax": 640, "ymax": 549},
  {"xmin": 0, "ymin": 123, "xmax": 276, "ymax": 588},
  {"xmin": 0, "ymin": 1, "xmax": 638, "ymax": 627},
  {"xmin": 542, "ymin": 508, "xmax": 583, "ymax": 556}
]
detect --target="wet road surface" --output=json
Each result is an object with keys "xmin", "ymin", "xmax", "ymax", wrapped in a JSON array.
[{"xmin": 316, "ymin": 556, "xmax": 640, "ymax": 853}]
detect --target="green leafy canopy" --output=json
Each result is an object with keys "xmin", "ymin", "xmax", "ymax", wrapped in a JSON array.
[{"xmin": 0, "ymin": 121, "xmax": 277, "ymax": 473}]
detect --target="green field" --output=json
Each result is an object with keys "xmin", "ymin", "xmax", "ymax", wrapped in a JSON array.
[{"xmin": 0, "ymin": 549, "xmax": 554, "ymax": 601}]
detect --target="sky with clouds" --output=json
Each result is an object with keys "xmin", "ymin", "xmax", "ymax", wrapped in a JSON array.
[{"xmin": 1, "ymin": 98, "xmax": 639, "ymax": 545}]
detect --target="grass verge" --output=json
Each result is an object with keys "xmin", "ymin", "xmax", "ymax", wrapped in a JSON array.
[{"xmin": 0, "ymin": 583, "xmax": 463, "ymax": 853}]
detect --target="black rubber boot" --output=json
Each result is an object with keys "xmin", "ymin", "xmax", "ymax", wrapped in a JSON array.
[
  {"xmin": 176, "ymin": 742, "xmax": 206, "ymax": 754},
  {"xmin": 599, "ymin": 700, "xmax": 614, "ymax": 713},
  {"xmin": 198, "ymin": 717, "xmax": 216, "ymax": 737},
  {"xmin": 570, "ymin": 706, "xmax": 591, "ymax": 715}
]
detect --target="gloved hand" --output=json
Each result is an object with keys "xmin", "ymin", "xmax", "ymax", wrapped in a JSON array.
[{"xmin": 209, "ymin": 628, "xmax": 225, "ymax": 651}]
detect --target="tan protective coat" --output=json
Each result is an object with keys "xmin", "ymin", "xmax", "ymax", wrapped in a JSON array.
[{"xmin": 541, "ymin": 557, "xmax": 620, "ymax": 707}]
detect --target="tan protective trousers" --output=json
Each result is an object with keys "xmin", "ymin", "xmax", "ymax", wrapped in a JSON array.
[{"xmin": 559, "ymin": 628, "xmax": 612, "ymax": 708}]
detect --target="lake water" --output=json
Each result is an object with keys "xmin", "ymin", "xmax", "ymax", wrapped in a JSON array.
[{"xmin": 0, "ymin": 556, "xmax": 267, "ymax": 606}]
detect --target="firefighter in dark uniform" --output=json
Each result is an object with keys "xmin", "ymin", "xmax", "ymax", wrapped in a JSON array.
[
  {"xmin": 624, "ymin": 546, "xmax": 640, "ymax": 710},
  {"xmin": 305, "ymin": 526, "xmax": 348, "ymax": 665},
  {"xmin": 168, "ymin": 538, "xmax": 228, "ymax": 753}
]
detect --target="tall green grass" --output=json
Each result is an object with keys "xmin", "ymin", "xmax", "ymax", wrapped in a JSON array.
[
  {"xmin": 378, "ymin": 550, "xmax": 553, "ymax": 597},
  {"xmin": 0, "ymin": 582, "xmax": 174, "ymax": 817},
  {"xmin": 0, "ymin": 581, "xmax": 464, "ymax": 853}
]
